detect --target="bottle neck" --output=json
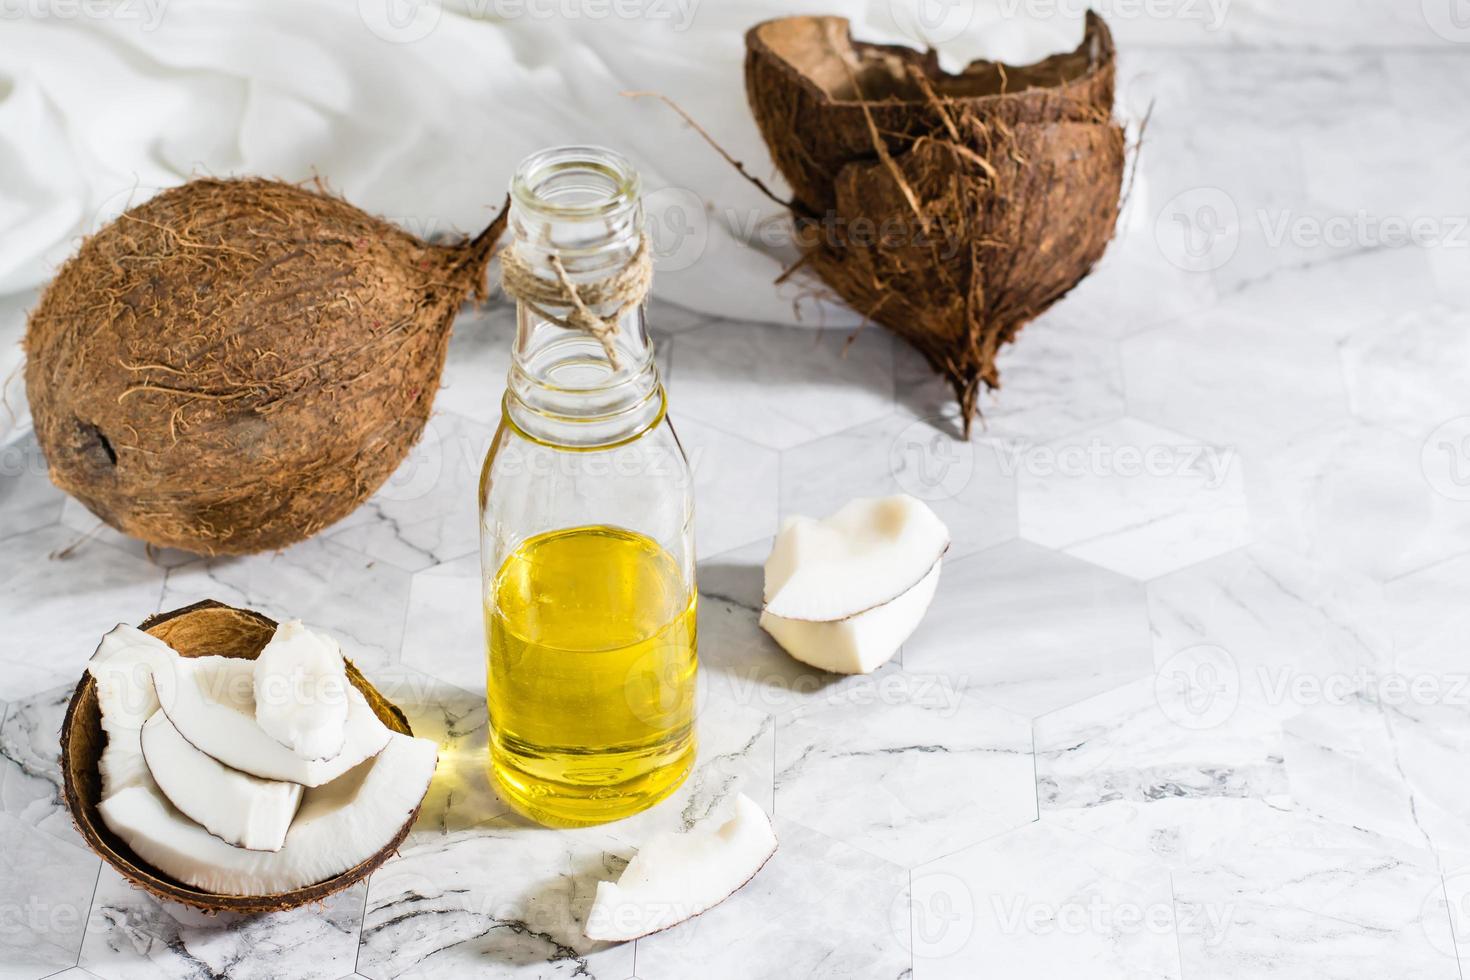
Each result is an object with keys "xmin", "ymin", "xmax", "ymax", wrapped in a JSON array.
[
  {"xmin": 501, "ymin": 145, "xmax": 662, "ymax": 449},
  {"xmin": 504, "ymin": 301, "xmax": 665, "ymax": 449}
]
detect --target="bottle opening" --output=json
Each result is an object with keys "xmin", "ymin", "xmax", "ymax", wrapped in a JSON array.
[{"xmin": 511, "ymin": 145, "xmax": 640, "ymax": 222}]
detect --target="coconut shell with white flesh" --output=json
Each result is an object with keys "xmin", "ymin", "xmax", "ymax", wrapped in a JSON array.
[
  {"xmin": 761, "ymin": 495, "xmax": 947, "ymax": 674},
  {"xmin": 61, "ymin": 600, "xmax": 427, "ymax": 914},
  {"xmin": 140, "ymin": 711, "xmax": 304, "ymax": 852},
  {"xmin": 154, "ymin": 654, "xmax": 391, "ymax": 786},
  {"xmin": 585, "ymin": 794, "xmax": 778, "ymax": 942},
  {"xmin": 100, "ymin": 731, "xmax": 437, "ymax": 896}
]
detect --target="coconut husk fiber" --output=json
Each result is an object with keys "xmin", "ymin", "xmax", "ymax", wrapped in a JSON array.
[
  {"xmin": 745, "ymin": 12, "xmax": 1125, "ymax": 432},
  {"xmin": 26, "ymin": 178, "xmax": 508, "ymax": 555},
  {"xmin": 60, "ymin": 599, "xmax": 417, "ymax": 914}
]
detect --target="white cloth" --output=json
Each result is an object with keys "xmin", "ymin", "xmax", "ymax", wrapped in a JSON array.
[{"xmin": 0, "ymin": 0, "xmax": 1083, "ymax": 442}]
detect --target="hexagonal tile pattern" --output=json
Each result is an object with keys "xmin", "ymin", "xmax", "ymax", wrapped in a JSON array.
[
  {"xmin": 0, "ymin": 814, "xmax": 99, "ymax": 979},
  {"xmin": 1248, "ymin": 420, "xmax": 1470, "ymax": 582},
  {"xmin": 0, "ymin": 683, "xmax": 81, "ymax": 847},
  {"xmin": 678, "ymin": 417, "xmax": 778, "ymax": 558},
  {"xmin": 1385, "ymin": 550, "xmax": 1470, "ymax": 683},
  {"xmin": 1018, "ymin": 418, "xmax": 1251, "ymax": 580},
  {"xmin": 696, "ymin": 538, "xmax": 910, "ymax": 716},
  {"xmin": 0, "ymin": 433, "xmax": 65, "ymax": 544},
  {"xmin": 81, "ymin": 867, "xmax": 363, "ymax": 980},
  {"xmin": 635, "ymin": 819, "xmax": 909, "ymax": 980},
  {"xmin": 895, "ymin": 320, "xmax": 1126, "ymax": 445},
  {"xmin": 358, "ymin": 819, "xmax": 636, "ymax": 980},
  {"xmin": 400, "ymin": 553, "xmax": 484, "ymax": 694},
  {"xmin": 778, "ymin": 411, "xmax": 1017, "ymax": 562},
  {"xmin": 1122, "ymin": 310, "xmax": 1349, "ymax": 453},
  {"xmin": 1033, "ymin": 675, "xmax": 1286, "ymax": 812},
  {"xmin": 903, "ymin": 541, "xmax": 1153, "ymax": 717},
  {"xmin": 1172, "ymin": 841, "xmax": 1455, "ymax": 979},
  {"xmin": 328, "ymin": 410, "xmax": 496, "ymax": 573},
  {"xmin": 1341, "ymin": 306, "xmax": 1470, "ymax": 438},
  {"xmin": 775, "ymin": 673, "xmax": 1034, "ymax": 867},
  {"xmin": 1148, "ymin": 545, "xmax": 1391, "ymax": 714},
  {"xmin": 670, "ymin": 322, "xmax": 894, "ymax": 450},
  {"xmin": 161, "ymin": 536, "xmax": 411, "ymax": 668},
  {"xmin": 435, "ymin": 301, "xmax": 514, "ymax": 427},
  {"xmin": 0, "ymin": 524, "xmax": 165, "ymax": 701},
  {"xmin": 907, "ymin": 821, "xmax": 1180, "ymax": 979}
]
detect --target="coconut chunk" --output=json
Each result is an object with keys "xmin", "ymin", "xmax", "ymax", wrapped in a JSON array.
[
  {"xmin": 88, "ymin": 625, "xmax": 180, "ymax": 796},
  {"xmin": 98, "ymin": 731, "xmax": 437, "ymax": 895},
  {"xmin": 762, "ymin": 495, "xmax": 949, "ymax": 622},
  {"xmin": 252, "ymin": 620, "xmax": 350, "ymax": 761},
  {"xmin": 584, "ymin": 794, "xmax": 778, "ymax": 942},
  {"xmin": 761, "ymin": 560, "xmax": 941, "ymax": 675},
  {"xmin": 156, "ymin": 655, "xmax": 391, "ymax": 787},
  {"xmin": 140, "ymin": 711, "xmax": 303, "ymax": 852}
]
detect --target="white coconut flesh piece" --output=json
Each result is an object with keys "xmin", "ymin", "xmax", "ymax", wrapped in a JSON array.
[
  {"xmin": 253, "ymin": 619, "xmax": 350, "ymax": 761},
  {"xmin": 98, "ymin": 731, "xmax": 438, "ymax": 896},
  {"xmin": 155, "ymin": 655, "xmax": 391, "ymax": 787},
  {"xmin": 88, "ymin": 625, "xmax": 180, "ymax": 796},
  {"xmin": 584, "ymin": 794, "xmax": 778, "ymax": 943},
  {"xmin": 762, "ymin": 494, "xmax": 950, "ymax": 623},
  {"xmin": 761, "ymin": 560, "xmax": 942, "ymax": 675},
  {"xmin": 140, "ymin": 710, "xmax": 303, "ymax": 852}
]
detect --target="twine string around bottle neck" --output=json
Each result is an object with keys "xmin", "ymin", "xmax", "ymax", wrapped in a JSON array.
[{"xmin": 499, "ymin": 233, "xmax": 653, "ymax": 370}]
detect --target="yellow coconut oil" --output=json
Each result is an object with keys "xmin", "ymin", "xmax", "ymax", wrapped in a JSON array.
[{"xmin": 485, "ymin": 524, "xmax": 697, "ymax": 827}]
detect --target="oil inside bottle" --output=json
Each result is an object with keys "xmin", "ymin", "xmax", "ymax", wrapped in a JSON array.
[{"xmin": 485, "ymin": 524, "xmax": 697, "ymax": 826}]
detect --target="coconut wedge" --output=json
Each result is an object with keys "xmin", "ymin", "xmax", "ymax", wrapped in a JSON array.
[
  {"xmin": 156, "ymin": 655, "xmax": 391, "ymax": 787},
  {"xmin": 99, "ymin": 731, "xmax": 437, "ymax": 896},
  {"xmin": 584, "ymin": 794, "xmax": 778, "ymax": 942},
  {"xmin": 760, "ymin": 495, "xmax": 947, "ymax": 674},
  {"xmin": 140, "ymin": 711, "xmax": 303, "ymax": 852},
  {"xmin": 88, "ymin": 625, "xmax": 183, "ymax": 796},
  {"xmin": 253, "ymin": 620, "xmax": 350, "ymax": 761}
]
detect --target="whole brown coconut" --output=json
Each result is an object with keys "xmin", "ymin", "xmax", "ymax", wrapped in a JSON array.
[
  {"xmin": 26, "ymin": 179, "xmax": 507, "ymax": 554},
  {"xmin": 745, "ymin": 13, "xmax": 1125, "ymax": 432}
]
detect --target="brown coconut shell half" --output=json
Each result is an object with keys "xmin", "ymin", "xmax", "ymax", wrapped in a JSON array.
[
  {"xmin": 26, "ymin": 179, "xmax": 508, "ymax": 556},
  {"xmin": 60, "ymin": 599, "xmax": 418, "ymax": 914},
  {"xmin": 745, "ymin": 13, "xmax": 1125, "ymax": 432}
]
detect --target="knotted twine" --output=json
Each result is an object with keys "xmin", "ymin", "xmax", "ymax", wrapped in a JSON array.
[{"xmin": 499, "ymin": 233, "xmax": 653, "ymax": 369}]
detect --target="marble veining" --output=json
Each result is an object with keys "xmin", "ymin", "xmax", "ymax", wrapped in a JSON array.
[{"xmin": 3, "ymin": 27, "xmax": 1470, "ymax": 980}]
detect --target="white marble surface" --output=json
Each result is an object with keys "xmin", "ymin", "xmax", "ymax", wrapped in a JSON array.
[{"xmin": 4, "ymin": 26, "xmax": 1470, "ymax": 980}]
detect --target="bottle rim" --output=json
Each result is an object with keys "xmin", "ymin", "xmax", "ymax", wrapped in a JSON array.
[{"xmin": 509, "ymin": 145, "xmax": 641, "ymax": 221}]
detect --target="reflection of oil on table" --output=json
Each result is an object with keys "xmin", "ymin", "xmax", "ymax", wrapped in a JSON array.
[{"xmin": 5, "ymin": 54, "xmax": 1470, "ymax": 977}]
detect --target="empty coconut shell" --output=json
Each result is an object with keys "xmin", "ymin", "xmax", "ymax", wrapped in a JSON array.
[
  {"xmin": 60, "ymin": 600, "xmax": 417, "ymax": 914},
  {"xmin": 26, "ymin": 179, "xmax": 507, "ymax": 555},
  {"xmin": 745, "ymin": 13, "xmax": 1126, "ymax": 432}
]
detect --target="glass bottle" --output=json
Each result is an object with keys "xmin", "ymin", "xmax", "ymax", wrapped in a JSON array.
[{"xmin": 479, "ymin": 145, "xmax": 697, "ymax": 827}]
